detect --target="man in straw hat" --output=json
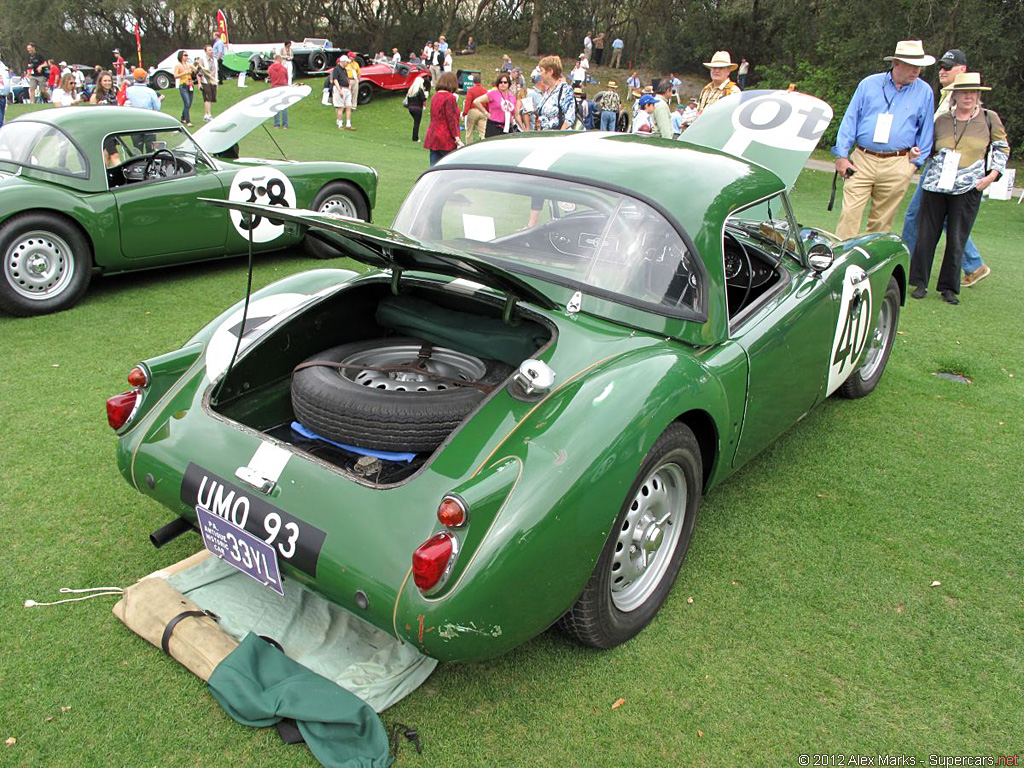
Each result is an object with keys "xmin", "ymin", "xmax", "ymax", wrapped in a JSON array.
[
  {"xmin": 831, "ymin": 40, "xmax": 936, "ymax": 240},
  {"xmin": 696, "ymin": 51, "xmax": 741, "ymax": 114},
  {"xmin": 596, "ymin": 79, "xmax": 621, "ymax": 132},
  {"xmin": 901, "ymin": 48, "xmax": 991, "ymax": 288}
]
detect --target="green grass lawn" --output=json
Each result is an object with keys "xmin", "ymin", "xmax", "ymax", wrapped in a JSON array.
[{"xmin": 1, "ymin": 75, "xmax": 1022, "ymax": 767}]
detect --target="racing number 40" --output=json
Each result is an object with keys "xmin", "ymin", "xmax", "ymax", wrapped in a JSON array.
[{"xmin": 833, "ymin": 287, "xmax": 870, "ymax": 368}]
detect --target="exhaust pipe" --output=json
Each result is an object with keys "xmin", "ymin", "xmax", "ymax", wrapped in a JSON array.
[{"xmin": 150, "ymin": 517, "xmax": 194, "ymax": 548}]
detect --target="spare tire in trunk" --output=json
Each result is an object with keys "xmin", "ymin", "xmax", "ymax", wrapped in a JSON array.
[{"xmin": 291, "ymin": 337, "xmax": 513, "ymax": 453}]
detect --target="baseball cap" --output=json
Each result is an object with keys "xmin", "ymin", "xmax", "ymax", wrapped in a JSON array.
[
  {"xmin": 340, "ymin": 55, "xmax": 351, "ymax": 63},
  {"xmin": 133, "ymin": 67, "xmax": 147, "ymax": 81},
  {"xmin": 938, "ymin": 49, "xmax": 967, "ymax": 69},
  {"xmin": 112, "ymin": 48, "xmax": 120, "ymax": 54},
  {"xmin": 638, "ymin": 94, "xmax": 656, "ymax": 107}
]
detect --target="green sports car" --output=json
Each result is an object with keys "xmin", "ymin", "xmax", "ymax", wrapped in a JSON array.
[
  {"xmin": 0, "ymin": 85, "xmax": 377, "ymax": 316},
  {"xmin": 110, "ymin": 91, "xmax": 909, "ymax": 662}
]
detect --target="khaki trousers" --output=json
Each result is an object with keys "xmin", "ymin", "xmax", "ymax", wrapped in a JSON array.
[
  {"xmin": 465, "ymin": 108, "xmax": 487, "ymax": 145},
  {"xmin": 835, "ymin": 148, "xmax": 916, "ymax": 240}
]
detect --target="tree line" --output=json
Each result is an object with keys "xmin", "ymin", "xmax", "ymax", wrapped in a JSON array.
[{"xmin": 3, "ymin": 0, "xmax": 1021, "ymax": 146}]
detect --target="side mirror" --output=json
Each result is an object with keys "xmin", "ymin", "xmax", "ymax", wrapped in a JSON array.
[{"xmin": 807, "ymin": 242, "xmax": 835, "ymax": 273}]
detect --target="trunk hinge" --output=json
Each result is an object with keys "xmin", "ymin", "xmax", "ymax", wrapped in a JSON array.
[
  {"xmin": 502, "ymin": 293, "xmax": 517, "ymax": 324},
  {"xmin": 390, "ymin": 267, "xmax": 403, "ymax": 295}
]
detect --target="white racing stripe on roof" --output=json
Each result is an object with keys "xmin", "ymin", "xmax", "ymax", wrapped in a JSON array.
[{"xmin": 517, "ymin": 132, "xmax": 612, "ymax": 171}]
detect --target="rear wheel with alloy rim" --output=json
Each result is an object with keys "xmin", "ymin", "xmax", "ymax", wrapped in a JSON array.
[
  {"xmin": 558, "ymin": 423, "xmax": 702, "ymax": 648},
  {"xmin": 0, "ymin": 213, "xmax": 92, "ymax": 317},
  {"xmin": 838, "ymin": 275, "xmax": 901, "ymax": 398},
  {"xmin": 302, "ymin": 181, "xmax": 370, "ymax": 259}
]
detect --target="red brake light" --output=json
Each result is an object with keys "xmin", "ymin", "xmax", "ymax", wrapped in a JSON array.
[
  {"xmin": 437, "ymin": 496, "xmax": 467, "ymax": 528},
  {"xmin": 127, "ymin": 365, "xmax": 149, "ymax": 388},
  {"xmin": 412, "ymin": 533, "xmax": 456, "ymax": 593},
  {"xmin": 107, "ymin": 391, "xmax": 139, "ymax": 430}
]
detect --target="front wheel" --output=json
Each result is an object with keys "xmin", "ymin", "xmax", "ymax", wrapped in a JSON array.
[
  {"xmin": 357, "ymin": 81, "xmax": 373, "ymax": 105},
  {"xmin": 308, "ymin": 51, "xmax": 328, "ymax": 72},
  {"xmin": 558, "ymin": 423, "xmax": 702, "ymax": 649},
  {"xmin": 837, "ymin": 275, "xmax": 901, "ymax": 399},
  {"xmin": 0, "ymin": 213, "xmax": 93, "ymax": 317},
  {"xmin": 153, "ymin": 71, "xmax": 172, "ymax": 90},
  {"xmin": 303, "ymin": 181, "xmax": 370, "ymax": 259}
]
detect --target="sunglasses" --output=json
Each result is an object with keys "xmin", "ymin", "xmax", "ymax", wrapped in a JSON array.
[{"xmin": 498, "ymin": 79, "xmax": 510, "ymax": 85}]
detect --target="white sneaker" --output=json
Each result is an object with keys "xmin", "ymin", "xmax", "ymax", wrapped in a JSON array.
[{"xmin": 203, "ymin": 115, "xmax": 212, "ymax": 122}]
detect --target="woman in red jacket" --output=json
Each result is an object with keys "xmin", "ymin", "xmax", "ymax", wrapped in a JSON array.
[{"xmin": 423, "ymin": 71, "xmax": 460, "ymax": 165}]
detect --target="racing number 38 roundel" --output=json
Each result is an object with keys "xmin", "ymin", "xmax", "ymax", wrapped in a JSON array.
[
  {"xmin": 228, "ymin": 167, "xmax": 297, "ymax": 244},
  {"xmin": 827, "ymin": 265, "xmax": 873, "ymax": 396}
]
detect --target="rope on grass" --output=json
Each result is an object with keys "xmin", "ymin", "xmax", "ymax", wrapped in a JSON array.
[{"xmin": 24, "ymin": 587, "xmax": 124, "ymax": 608}]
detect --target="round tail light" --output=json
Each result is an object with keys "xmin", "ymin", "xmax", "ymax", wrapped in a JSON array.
[
  {"xmin": 437, "ymin": 495, "xmax": 468, "ymax": 528},
  {"xmin": 107, "ymin": 390, "xmax": 140, "ymax": 430},
  {"xmin": 127, "ymin": 365, "xmax": 150, "ymax": 388},
  {"xmin": 412, "ymin": 532, "xmax": 457, "ymax": 594}
]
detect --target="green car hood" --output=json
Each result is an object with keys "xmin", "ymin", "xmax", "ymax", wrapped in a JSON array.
[
  {"xmin": 192, "ymin": 85, "xmax": 312, "ymax": 156},
  {"xmin": 683, "ymin": 89, "xmax": 833, "ymax": 191},
  {"xmin": 202, "ymin": 199, "xmax": 559, "ymax": 310}
]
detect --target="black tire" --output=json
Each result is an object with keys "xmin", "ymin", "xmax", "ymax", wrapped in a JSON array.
[
  {"xmin": 302, "ymin": 181, "xmax": 371, "ymax": 259},
  {"xmin": 616, "ymin": 111, "xmax": 630, "ymax": 133},
  {"xmin": 153, "ymin": 71, "xmax": 172, "ymax": 90},
  {"xmin": 837, "ymin": 275, "xmax": 901, "ymax": 399},
  {"xmin": 357, "ymin": 81, "xmax": 373, "ymax": 105},
  {"xmin": 0, "ymin": 213, "xmax": 93, "ymax": 317},
  {"xmin": 309, "ymin": 51, "xmax": 328, "ymax": 72},
  {"xmin": 291, "ymin": 337, "xmax": 513, "ymax": 452},
  {"xmin": 558, "ymin": 423, "xmax": 701, "ymax": 649}
]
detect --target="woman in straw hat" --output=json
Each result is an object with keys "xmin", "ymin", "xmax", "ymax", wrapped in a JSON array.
[
  {"xmin": 910, "ymin": 73, "xmax": 1009, "ymax": 304},
  {"xmin": 696, "ymin": 50, "xmax": 741, "ymax": 113}
]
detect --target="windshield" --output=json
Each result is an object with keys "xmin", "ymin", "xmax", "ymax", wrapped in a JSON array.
[
  {"xmin": 107, "ymin": 127, "xmax": 211, "ymax": 170},
  {"xmin": 726, "ymin": 194, "xmax": 802, "ymax": 265},
  {"xmin": 0, "ymin": 122, "xmax": 88, "ymax": 177},
  {"xmin": 392, "ymin": 170, "xmax": 702, "ymax": 318}
]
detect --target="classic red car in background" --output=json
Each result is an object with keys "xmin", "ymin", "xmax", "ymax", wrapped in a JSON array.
[{"xmin": 356, "ymin": 61, "xmax": 431, "ymax": 104}]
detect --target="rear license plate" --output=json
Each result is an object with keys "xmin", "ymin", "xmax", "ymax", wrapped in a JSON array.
[{"xmin": 197, "ymin": 505, "xmax": 285, "ymax": 596}]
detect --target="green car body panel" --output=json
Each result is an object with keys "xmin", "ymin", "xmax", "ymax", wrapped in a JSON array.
[
  {"xmin": 0, "ymin": 100, "xmax": 377, "ymax": 312},
  {"xmin": 113, "ymin": 92, "xmax": 909, "ymax": 661}
]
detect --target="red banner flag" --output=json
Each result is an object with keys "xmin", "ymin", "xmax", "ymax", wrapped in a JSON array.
[
  {"xmin": 216, "ymin": 10, "xmax": 229, "ymax": 44},
  {"xmin": 134, "ymin": 21, "xmax": 143, "ymax": 68}
]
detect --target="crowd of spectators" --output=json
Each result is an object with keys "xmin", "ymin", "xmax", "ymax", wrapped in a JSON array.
[{"xmin": 0, "ymin": 38, "xmax": 233, "ymax": 128}]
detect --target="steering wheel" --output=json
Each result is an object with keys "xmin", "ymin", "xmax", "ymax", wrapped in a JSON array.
[
  {"xmin": 725, "ymin": 233, "xmax": 754, "ymax": 314},
  {"xmin": 144, "ymin": 149, "xmax": 177, "ymax": 180}
]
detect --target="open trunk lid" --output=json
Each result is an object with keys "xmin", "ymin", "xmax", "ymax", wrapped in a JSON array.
[{"xmin": 203, "ymin": 199, "xmax": 560, "ymax": 309}]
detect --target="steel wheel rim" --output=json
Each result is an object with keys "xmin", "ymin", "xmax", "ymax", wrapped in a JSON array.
[
  {"xmin": 318, "ymin": 195, "xmax": 358, "ymax": 219},
  {"xmin": 341, "ymin": 344, "xmax": 486, "ymax": 392},
  {"xmin": 611, "ymin": 460, "xmax": 687, "ymax": 612},
  {"xmin": 4, "ymin": 230, "xmax": 76, "ymax": 301},
  {"xmin": 859, "ymin": 294, "xmax": 895, "ymax": 381}
]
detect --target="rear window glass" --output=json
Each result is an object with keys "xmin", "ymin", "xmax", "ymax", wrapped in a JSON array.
[
  {"xmin": 0, "ymin": 122, "xmax": 88, "ymax": 177},
  {"xmin": 393, "ymin": 169, "xmax": 702, "ymax": 318}
]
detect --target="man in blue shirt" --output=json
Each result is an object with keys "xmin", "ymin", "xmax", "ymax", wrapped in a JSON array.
[
  {"xmin": 212, "ymin": 36, "xmax": 226, "ymax": 83},
  {"xmin": 609, "ymin": 37, "xmax": 624, "ymax": 69},
  {"xmin": 832, "ymin": 40, "xmax": 935, "ymax": 240},
  {"xmin": 125, "ymin": 67, "xmax": 162, "ymax": 110}
]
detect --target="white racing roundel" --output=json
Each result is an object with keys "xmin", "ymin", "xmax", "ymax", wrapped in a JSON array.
[
  {"xmin": 228, "ymin": 167, "xmax": 297, "ymax": 244},
  {"xmin": 826, "ymin": 265, "xmax": 873, "ymax": 395}
]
